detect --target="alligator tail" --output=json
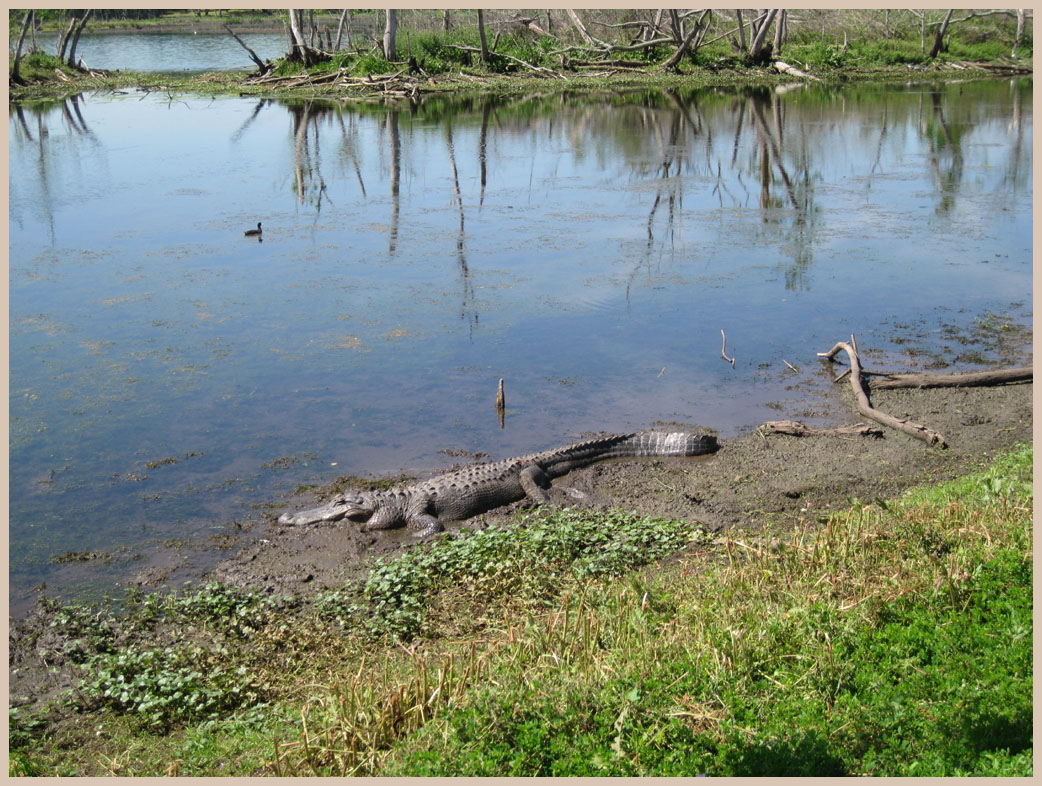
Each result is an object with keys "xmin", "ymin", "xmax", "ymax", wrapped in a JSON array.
[{"xmin": 624, "ymin": 431, "xmax": 718, "ymax": 457}]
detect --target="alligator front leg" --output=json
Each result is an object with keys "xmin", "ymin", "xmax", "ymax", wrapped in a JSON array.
[
  {"xmin": 360, "ymin": 504, "xmax": 406, "ymax": 532},
  {"xmin": 406, "ymin": 511, "xmax": 444, "ymax": 537}
]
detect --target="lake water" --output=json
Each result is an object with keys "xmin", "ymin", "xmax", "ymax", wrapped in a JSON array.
[
  {"xmin": 9, "ymin": 78, "xmax": 1032, "ymax": 617},
  {"xmin": 16, "ymin": 30, "xmax": 291, "ymax": 73}
]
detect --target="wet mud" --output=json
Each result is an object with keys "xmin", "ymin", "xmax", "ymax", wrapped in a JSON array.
[{"xmin": 213, "ymin": 380, "xmax": 1033, "ymax": 601}]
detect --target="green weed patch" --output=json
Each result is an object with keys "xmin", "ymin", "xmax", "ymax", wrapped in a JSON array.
[{"xmin": 319, "ymin": 508, "xmax": 708, "ymax": 641}]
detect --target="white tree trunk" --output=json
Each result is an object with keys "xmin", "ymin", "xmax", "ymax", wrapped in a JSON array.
[{"xmin": 383, "ymin": 8, "xmax": 398, "ymax": 61}]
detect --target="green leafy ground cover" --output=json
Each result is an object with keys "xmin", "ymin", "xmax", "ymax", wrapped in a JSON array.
[{"xmin": 10, "ymin": 445, "xmax": 1032, "ymax": 776}]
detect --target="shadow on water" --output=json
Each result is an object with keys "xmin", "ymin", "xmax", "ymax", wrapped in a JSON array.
[{"xmin": 8, "ymin": 79, "xmax": 1033, "ymax": 615}]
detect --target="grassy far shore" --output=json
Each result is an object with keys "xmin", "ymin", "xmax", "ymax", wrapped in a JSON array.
[
  {"xmin": 9, "ymin": 8, "xmax": 1032, "ymax": 101},
  {"xmin": 9, "ymin": 443, "xmax": 1032, "ymax": 776}
]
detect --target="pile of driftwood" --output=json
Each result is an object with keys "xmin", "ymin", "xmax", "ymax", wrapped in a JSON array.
[
  {"xmin": 243, "ymin": 66, "xmax": 450, "ymax": 99},
  {"xmin": 760, "ymin": 333, "xmax": 1031, "ymax": 449}
]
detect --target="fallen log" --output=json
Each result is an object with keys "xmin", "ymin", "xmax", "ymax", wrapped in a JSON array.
[
  {"xmin": 867, "ymin": 365, "xmax": 1032, "ymax": 390},
  {"xmin": 759, "ymin": 420, "xmax": 884, "ymax": 438},
  {"xmin": 818, "ymin": 335, "xmax": 947, "ymax": 449},
  {"xmin": 773, "ymin": 60, "xmax": 821, "ymax": 81}
]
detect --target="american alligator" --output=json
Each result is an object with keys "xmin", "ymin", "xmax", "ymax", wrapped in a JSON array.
[{"xmin": 278, "ymin": 431, "xmax": 718, "ymax": 536}]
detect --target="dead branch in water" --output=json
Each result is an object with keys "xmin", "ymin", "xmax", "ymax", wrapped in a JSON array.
[
  {"xmin": 721, "ymin": 329, "xmax": 735, "ymax": 368},
  {"xmin": 818, "ymin": 335, "xmax": 947, "ymax": 448}
]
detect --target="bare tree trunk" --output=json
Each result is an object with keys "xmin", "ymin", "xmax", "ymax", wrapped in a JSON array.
[
  {"xmin": 383, "ymin": 8, "xmax": 397, "ymax": 61},
  {"xmin": 928, "ymin": 9, "xmax": 953, "ymax": 58},
  {"xmin": 660, "ymin": 10, "xmax": 708, "ymax": 72},
  {"xmin": 668, "ymin": 9, "xmax": 683, "ymax": 44},
  {"xmin": 443, "ymin": 10, "xmax": 450, "ymax": 32},
  {"xmin": 56, "ymin": 14, "xmax": 75, "ymax": 61},
  {"xmin": 1014, "ymin": 8, "xmax": 1026, "ymax": 55},
  {"xmin": 477, "ymin": 10, "xmax": 489, "ymax": 64},
  {"xmin": 11, "ymin": 9, "xmax": 33, "ymax": 85},
  {"xmin": 773, "ymin": 9, "xmax": 786, "ymax": 56},
  {"xmin": 747, "ymin": 8, "xmax": 778, "ymax": 63},
  {"xmin": 334, "ymin": 9, "xmax": 348, "ymax": 51},
  {"xmin": 66, "ymin": 9, "xmax": 92, "ymax": 70},
  {"xmin": 288, "ymin": 9, "xmax": 313, "ymax": 66},
  {"xmin": 565, "ymin": 9, "xmax": 598, "ymax": 47},
  {"xmin": 734, "ymin": 9, "xmax": 746, "ymax": 52}
]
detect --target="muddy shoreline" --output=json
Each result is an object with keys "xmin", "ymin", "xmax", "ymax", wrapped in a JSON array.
[
  {"xmin": 211, "ymin": 378, "xmax": 1032, "ymax": 602},
  {"xmin": 9, "ymin": 372, "xmax": 1032, "ymax": 723}
]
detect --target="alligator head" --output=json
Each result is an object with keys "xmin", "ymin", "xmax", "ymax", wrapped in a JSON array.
[{"xmin": 277, "ymin": 494, "xmax": 375, "ymax": 527}]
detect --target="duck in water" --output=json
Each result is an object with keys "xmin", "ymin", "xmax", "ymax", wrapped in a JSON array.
[{"xmin": 244, "ymin": 222, "xmax": 262, "ymax": 237}]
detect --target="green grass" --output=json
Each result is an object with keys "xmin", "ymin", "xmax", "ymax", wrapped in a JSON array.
[
  {"xmin": 367, "ymin": 445, "xmax": 1033, "ymax": 776},
  {"xmin": 10, "ymin": 446, "xmax": 1032, "ymax": 776}
]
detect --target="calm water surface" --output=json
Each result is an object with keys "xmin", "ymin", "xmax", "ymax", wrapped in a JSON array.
[
  {"xmin": 16, "ymin": 31, "xmax": 289, "ymax": 72},
  {"xmin": 9, "ymin": 79, "xmax": 1032, "ymax": 616}
]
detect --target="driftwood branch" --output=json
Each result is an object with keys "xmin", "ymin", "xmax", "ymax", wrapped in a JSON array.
[
  {"xmin": 818, "ymin": 336, "xmax": 947, "ymax": 448},
  {"xmin": 760, "ymin": 420, "xmax": 884, "ymax": 438},
  {"xmin": 867, "ymin": 365, "xmax": 1032, "ymax": 390},
  {"xmin": 773, "ymin": 60, "xmax": 821, "ymax": 81}
]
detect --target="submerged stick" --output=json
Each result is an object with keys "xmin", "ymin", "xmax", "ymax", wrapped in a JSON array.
[
  {"xmin": 721, "ymin": 329, "xmax": 735, "ymax": 368},
  {"xmin": 818, "ymin": 335, "xmax": 947, "ymax": 448},
  {"xmin": 495, "ymin": 378, "xmax": 505, "ymax": 429}
]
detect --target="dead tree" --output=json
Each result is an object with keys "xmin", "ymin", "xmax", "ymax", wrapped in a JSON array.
[
  {"xmin": 565, "ymin": 8, "xmax": 602, "ymax": 47},
  {"xmin": 56, "ymin": 13, "xmax": 76, "ymax": 62},
  {"xmin": 10, "ymin": 10, "xmax": 33, "ymax": 85},
  {"xmin": 659, "ymin": 10, "xmax": 711, "ymax": 73},
  {"xmin": 66, "ymin": 9, "xmax": 92, "ymax": 71},
  {"xmin": 334, "ymin": 9, "xmax": 349, "ymax": 51},
  {"xmin": 477, "ymin": 9, "xmax": 490, "ymax": 64},
  {"xmin": 928, "ymin": 9, "xmax": 954, "ymax": 58},
  {"xmin": 747, "ymin": 9, "xmax": 778, "ymax": 65},
  {"xmin": 383, "ymin": 8, "xmax": 398, "ymax": 61},
  {"xmin": 773, "ymin": 9, "xmax": 787, "ymax": 56},
  {"xmin": 1014, "ymin": 9, "xmax": 1026, "ymax": 55},
  {"xmin": 224, "ymin": 24, "xmax": 270, "ymax": 74},
  {"xmin": 287, "ymin": 8, "xmax": 321, "ymax": 67}
]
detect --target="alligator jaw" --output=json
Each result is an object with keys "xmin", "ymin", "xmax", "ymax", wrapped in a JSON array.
[{"xmin": 277, "ymin": 500, "xmax": 371, "ymax": 526}]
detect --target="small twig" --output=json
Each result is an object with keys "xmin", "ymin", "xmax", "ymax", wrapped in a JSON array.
[
  {"xmin": 720, "ymin": 329, "xmax": 735, "ymax": 368},
  {"xmin": 782, "ymin": 359, "xmax": 799, "ymax": 374}
]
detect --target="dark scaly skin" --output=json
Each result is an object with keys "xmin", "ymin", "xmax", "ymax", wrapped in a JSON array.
[{"xmin": 278, "ymin": 431, "xmax": 718, "ymax": 536}]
